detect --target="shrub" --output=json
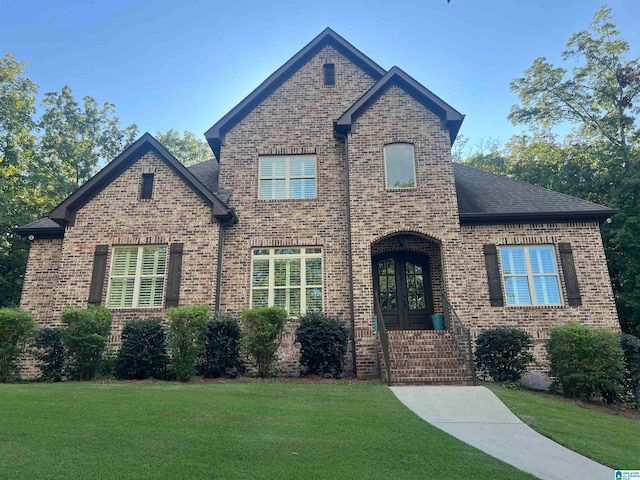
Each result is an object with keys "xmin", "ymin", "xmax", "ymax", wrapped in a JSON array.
[
  {"xmin": 296, "ymin": 312, "xmax": 349, "ymax": 378},
  {"xmin": 31, "ymin": 328, "xmax": 65, "ymax": 382},
  {"xmin": 240, "ymin": 307, "xmax": 287, "ymax": 378},
  {"xmin": 114, "ymin": 319, "xmax": 169, "ymax": 380},
  {"xmin": 546, "ymin": 322, "xmax": 624, "ymax": 403},
  {"xmin": 0, "ymin": 308, "xmax": 36, "ymax": 382},
  {"xmin": 166, "ymin": 305, "xmax": 210, "ymax": 382},
  {"xmin": 621, "ymin": 333, "xmax": 640, "ymax": 409},
  {"xmin": 474, "ymin": 327, "xmax": 535, "ymax": 383},
  {"xmin": 61, "ymin": 306, "xmax": 112, "ymax": 381},
  {"xmin": 197, "ymin": 313, "xmax": 245, "ymax": 379}
]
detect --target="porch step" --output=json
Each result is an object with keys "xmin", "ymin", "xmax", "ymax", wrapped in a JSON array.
[{"xmin": 378, "ymin": 330, "xmax": 473, "ymax": 385}]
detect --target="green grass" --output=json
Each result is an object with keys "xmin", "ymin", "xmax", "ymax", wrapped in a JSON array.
[
  {"xmin": 0, "ymin": 382, "xmax": 535, "ymax": 480},
  {"xmin": 489, "ymin": 385, "xmax": 640, "ymax": 469}
]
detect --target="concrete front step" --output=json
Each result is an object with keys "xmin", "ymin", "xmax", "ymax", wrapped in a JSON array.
[{"xmin": 379, "ymin": 329, "xmax": 473, "ymax": 385}]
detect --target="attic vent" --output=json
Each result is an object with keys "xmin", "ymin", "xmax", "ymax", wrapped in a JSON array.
[
  {"xmin": 323, "ymin": 63, "xmax": 335, "ymax": 86},
  {"xmin": 141, "ymin": 173, "xmax": 154, "ymax": 200}
]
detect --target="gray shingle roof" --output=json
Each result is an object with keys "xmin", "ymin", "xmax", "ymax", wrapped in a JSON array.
[{"xmin": 454, "ymin": 163, "xmax": 616, "ymax": 223}]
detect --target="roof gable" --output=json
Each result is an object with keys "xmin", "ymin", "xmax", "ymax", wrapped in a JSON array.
[
  {"xmin": 48, "ymin": 133, "xmax": 235, "ymax": 227},
  {"xmin": 204, "ymin": 27, "xmax": 386, "ymax": 161},
  {"xmin": 335, "ymin": 66, "xmax": 465, "ymax": 144}
]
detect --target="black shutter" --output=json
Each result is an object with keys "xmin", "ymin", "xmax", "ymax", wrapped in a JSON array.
[
  {"xmin": 141, "ymin": 173, "xmax": 154, "ymax": 199},
  {"xmin": 558, "ymin": 243, "xmax": 582, "ymax": 306},
  {"xmin": 165, "ymin": 243, "xmax": 183, "ymax": 308},
  {"xmin": 483, "ymin": 244, "xmax": 504, "ymax": 307},
  {"xmin": 323, "ymin": 63, "xmax": 335, "ymax": 86},
  {"xmin": 88, "ymin": 245, "xmax": 109, "ymax": 305}
]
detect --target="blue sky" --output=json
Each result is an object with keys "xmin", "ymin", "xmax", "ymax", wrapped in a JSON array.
[{"xmin": 2, "ymin": 0, "xmax": 639, "ymax": 155}]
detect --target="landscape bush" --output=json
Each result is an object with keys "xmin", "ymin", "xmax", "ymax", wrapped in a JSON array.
[
  {"xmin": 474, "ymin": 327, "xmax": 535, "ymax": 382},
  {"xmin": 296, "ymin": 312, "xmax": 348, "ymax": 378},
  {"xmin": 546, "ymin": 322, "xmax": 624, "ymax": 403},
  {"xmin": 0, "ymin": 308, "xmax": 36, "ymax": 382},
  {"xmin": 115, "ymin": 319, "xmax": 169, "ymax": 380},
  {"xmin": 197, "ymin": 313, "xmax": 245, "ymax": 378},
  {"xmin": 61, "ymin": 306, "xmax": 112, "ymax": 381},
  {"xmin": 621, "ymin": 333, "xmax": 640, "ymax": 409},
  {"xmin": 166, "ymin": 305, "xmax": 210, "ymax": 382},
  {"xmin": 31, "ymin": 327, "xmax": 65, "ymax": 382},
  {"xmin": 240, "ymin": 306, "xmax": 287, "ymax": 378}
]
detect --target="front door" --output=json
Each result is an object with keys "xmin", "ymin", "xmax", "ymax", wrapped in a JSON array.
[{"xmin": 373, "ymin": 252, "xmax": 434, "ymax": 330}]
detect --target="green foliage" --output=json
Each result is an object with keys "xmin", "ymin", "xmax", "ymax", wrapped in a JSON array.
[
  {"xmin": 621, "ymin": 333, "xmax": 640, "ymax": 408},
  {"xmin": 39, "ymin": 85, "xmax": 138, "ymax": 192},
  {"xmin": 166, "ymin": 305, "xmax": 210, "ymax": 382},
  {"xmin": 240, "ymin": 307, "xmax": 287, "ymax": 378},
  {"xmin": 30, "ymin": 327, "xmax": 65, "ymax": 382},
  {"xmin": 546, "ymin": 323, "xmax": 624, "ymax": 403},
  {"xmin": 474, "ymin": 327, "xmax": 535, "ymax": 383},
  {"xmin": 295, "ymin": 312, "xmax": 349, "ymax": 378},
  {"xmin": 114, "ymin": 319, "xmax": 169, "ymax": 380},
  {"xmin": 197, "ymin": 313, "xmax": 245, "ymax": 378},
  {"xmin": 0, "ymin": 54, "xmax": 138, "ymax": 308},
  {"xmin": 154, "ymin": 129, "xmax": 211, "ymax": 166},
  {"xmin": 0, "ymin": 307, "xmax": 35, "ymax": 382},
  {"xmin": 60, "ymin": 306, "xmax": 112, "ymax": 381}
]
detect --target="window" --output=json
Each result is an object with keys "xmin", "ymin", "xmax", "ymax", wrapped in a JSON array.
[
  {"xmin": 499, "ymin": 246, "xmax": 561, "ymax": 306},
  {"xmin": 107, "ymin": 245, "xmax": 167, "ymax": 308},
  {"xmin": 384, "ymin": 143, "xmax": 416, "ymax": 189},
  {"xmin": 323, "ymin": 63, "xmax": 335, "ymax": 86},
  {"xmin": 259, "ymin": 155, "xmax": 316, "ymax": 199},
  {"xmin": 251, "ymin": 247, "xmax": 322, "ymax": 315},
  {"xmin": 141, "ymin": 173, "xmax": 154, "ymax": 199}
]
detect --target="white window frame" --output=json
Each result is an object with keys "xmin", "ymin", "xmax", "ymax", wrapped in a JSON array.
[
  {"xmin": 384, "ymin": 143, "xmax": 416, "ymax": 189},
  {"xmin": 107, "ymin": 245, "xmax": 167, "ymax": 308},
  {"xmin": 258, "ymin": 155, "xmax": 317, "ymax": 200},
  {"xmin": 499, "ymin": 245, "xmax": 562, "ymax": 306},
  {"xmin": 250, "ymin": 247, "xmax": 323, "ymax": 315}
]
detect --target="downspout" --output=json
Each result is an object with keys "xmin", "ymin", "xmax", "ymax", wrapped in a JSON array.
[
  {"xmin": 335, "ymin": 126, "xmax": 357, "ymax": 378},
  {"xmin": 215, "ymin": 221, "xmax": 225, "ymax": 313}
]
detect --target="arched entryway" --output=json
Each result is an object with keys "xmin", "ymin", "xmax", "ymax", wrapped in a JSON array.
[{"xmin": 371, "ymin": 232, "xmax": 443, "ymax": 331}]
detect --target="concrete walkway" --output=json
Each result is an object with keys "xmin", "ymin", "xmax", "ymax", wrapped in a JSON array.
[{"xmin": 391, "ymin": 386, "xmax": 614, "ymax": 480}]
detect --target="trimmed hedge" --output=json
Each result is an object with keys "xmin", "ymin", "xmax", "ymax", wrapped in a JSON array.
[
  {"xmin": 115, "ymin": 319, "xmax": 169, "ymax": 380},
  {"xmin": 240, "ymin": 307, "xmax": 287, "ymax": 378},
  {"xmin": 474, "ymin": 327, "xmax": 534, "ymax": 382},
  {"xmin": 0, "ymin": 308, "xmax": 35, "ymax": 382},
  {"xmin": 167, "ymin": 305, "xmax": 210, "ymax": 382},
  {"xmin": 296, "ymin": 313, "xmax": 348, "ymax": 378},
  {"xmin": 61, "ymin": 306, "xmax": 112, "ymax": 381},
  {"xmin": 621, "ymin": 333, "xmax": 640, "ymax": 409},
  {"xmin": 31, "ymin": 328, "xmax": 65, "ymax": 382},
  {"xmin": 546, "ymin": 322, "xmax": 624, "ymax": 403},
  {"xmin": 197, "ymin": 313, "xmax": 245, "ymax": 379}
]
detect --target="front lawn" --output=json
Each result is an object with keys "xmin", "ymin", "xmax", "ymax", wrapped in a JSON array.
[
  {"xmin": 490, "ymin": 385, "xmax": 640, "ymax": 469},
  {"xmin": 0, "ymin": 382, "xmax": 534, "ymax": 479}
]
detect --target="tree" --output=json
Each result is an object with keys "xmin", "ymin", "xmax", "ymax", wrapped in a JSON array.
[
  {"xmin": 507, "ymin": 6, "xmax": 640, "ymax": 335},
  {"xmin": 0, "ymin": 54, "xmax": 40, "ymax": 307},
  {"xmin": 509, "ymin": 6, "xmax": 640, "ymax": 166},
  {"xmin": 154, "ymin": 129, "xmax": 211, "ymax": 166},
  {"xmin": 0, "ymin": 54, "xmax": 138, "ymax": 308},
  {"xmin": 39, "ymin": 85, "xmax": 138, "ymax": 194}
]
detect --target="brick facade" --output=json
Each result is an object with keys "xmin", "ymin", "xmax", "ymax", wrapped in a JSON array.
[{"xmin": 19, "ymin": 30, "xmax": 620, "ymax": 382}]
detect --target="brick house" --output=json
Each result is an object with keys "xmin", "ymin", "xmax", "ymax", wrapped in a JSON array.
[{"xmin": 16, "ymin": 28, "xmax": 619, "ymax": 383}]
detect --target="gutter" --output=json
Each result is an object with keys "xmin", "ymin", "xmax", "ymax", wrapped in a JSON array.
[{"xmin": 334, "ymin": 125, "xmax": 357, "ymax": 378}]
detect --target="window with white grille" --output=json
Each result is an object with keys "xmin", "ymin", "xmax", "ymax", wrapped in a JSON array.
[
  {"xmin": 251, "ymin": 247, "xmax": 322, "ymax": 315},
  {"xmin": 258, "ymin": 155, "xmax": 317, "ymax": 199},
  {"xmin": 107, "ymin": 245, "xmax": 167, "ymax": 308}
]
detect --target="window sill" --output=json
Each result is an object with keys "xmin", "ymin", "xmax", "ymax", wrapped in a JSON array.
[
  {"xmin": 385, "ymin": 187, "xmax": 417, "ymax": 192},
  {"xmin": 107, "ymin": 306, "xmax": 164, "ymax": 311},
  {"xmin": 503, "ymin": 304, "xmax": 565, "ymax": 309},
  {"xmin": 257, "ymin": 198, "xmax": 318, "ymax": 202}
]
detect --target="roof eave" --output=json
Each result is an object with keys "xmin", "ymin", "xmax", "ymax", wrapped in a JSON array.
[
  {"xmin": 12, "ymin": 225, "xmax": 65, "ymax": 240},
  {"xmin": 49, "ymin": 133, "xmax": 233, "ymax": 226},
  {"xmin": 335, "ymin": 66, "xmax": 465, "ymax": 144},
  {"xmin": 459, "ymin": 209, "xmax": 618, "ymax": 225}
]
